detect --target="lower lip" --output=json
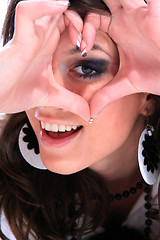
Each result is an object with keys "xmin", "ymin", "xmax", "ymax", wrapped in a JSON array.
[{"xmin": 40, "ymin": 125, "xmax": 83, "ymax": 148}]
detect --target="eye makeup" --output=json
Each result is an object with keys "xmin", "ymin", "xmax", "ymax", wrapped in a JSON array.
[{"xmin": 69, "ymin": 58, "xmax": 109, "ymax": 82}]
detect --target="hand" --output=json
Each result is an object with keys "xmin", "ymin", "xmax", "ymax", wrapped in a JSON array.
[
  {"xmin": 0, "ymin": 0, "xmax": 90, "ymax": 121},
  {"xmin": 88, "ymin": 0, "xmax": 160, "ymax": 117}
]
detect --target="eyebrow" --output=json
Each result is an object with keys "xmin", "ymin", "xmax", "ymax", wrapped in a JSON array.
[{"xmin": 66, "ymin": 43, "xmax": 112, "ymax": 58}]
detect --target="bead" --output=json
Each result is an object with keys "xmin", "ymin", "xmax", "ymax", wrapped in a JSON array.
[
  {"xmin": 136, "ymin": 182, "xmax": 143, "ymax": 189},
  {"xmin": 144, "ymin": 227, "xmax": 151, "ymax": 234},
  {"xmin": 145, "ymin": 195, "xmax": 150, "ymax": 201},
  {"xmin": 146, "ymin": 219, "xmax": 152, "ymax": 226},
  {"xmin": 145, "ymin": 202, "xmax": 152, "ymax": 210},
  {"xmin": 115, "ymin": 194, "xmax": 122, "ymax": 200},
  {"xmin": 130, "ymin": 187, "xmax": 137, "ymax": 194},
  {"xmin": 144, "ymin": 187, "xmax": 150, "ymax": 194},
  {"xmin": 122, "ymin": 191, "xmax": 129, "ymax": 198},
  {"xmin": 145, "ymin": 211, "xmax": 150, "ymax": 218}
]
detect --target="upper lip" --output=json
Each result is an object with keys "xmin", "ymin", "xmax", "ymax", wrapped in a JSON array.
[
  {"xmin": 35, "ymin": 108, "xmax": 86, "ymax": 126},
  {"xmin": 35, "ymin": 115, "xmax": 84, "ymax": 126}
]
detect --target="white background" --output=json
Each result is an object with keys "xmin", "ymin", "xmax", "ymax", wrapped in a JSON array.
[{"xmin": 0, "ymin": 0, "xmax": 9, "ymax": 46}]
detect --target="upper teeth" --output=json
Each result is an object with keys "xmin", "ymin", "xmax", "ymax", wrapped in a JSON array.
[{"xmin": 41, "ymin": 121, "xmax": 81, "ymax": 132}]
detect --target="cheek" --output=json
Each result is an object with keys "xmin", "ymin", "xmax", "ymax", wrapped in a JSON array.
[
  {"xmin": 53, "ymin": 72, "xmax": 118, "ymax": 103},
  {"xmin": 88, "ymin": 96, "xmax": 143, "ymax": 153}
]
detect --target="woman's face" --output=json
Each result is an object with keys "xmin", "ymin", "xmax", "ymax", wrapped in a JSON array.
[{"xmin": 26, "ymin": 29, "xmax": 147, "ymax": 175}]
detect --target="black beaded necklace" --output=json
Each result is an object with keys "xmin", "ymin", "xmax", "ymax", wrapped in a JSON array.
[
  {"xmin": 109, "ymin": 179, "xmax": 144, "ymax": 201},
  {"xmin": 109, "ymin": 180, "xmax": 152, "ymax": 240},
  {"xmin": 71, "ymin": 180, "xmax": 152, "ymax": 240}
]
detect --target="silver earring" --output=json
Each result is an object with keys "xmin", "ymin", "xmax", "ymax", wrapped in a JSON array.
[
  {"xmin": 138, "ymin": 125, "xmax": 160, "ymax": 185},
  {"xmin": 18, "ymin": 123, "xmax": 47, "ymax": 170}
]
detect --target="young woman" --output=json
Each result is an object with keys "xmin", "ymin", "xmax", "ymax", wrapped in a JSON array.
[{"xmin": 0, "ymin": 0, "xmax": 159, "ymax": 239}]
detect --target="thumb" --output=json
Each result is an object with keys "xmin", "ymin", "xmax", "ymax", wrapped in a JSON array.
[
  {"xmin": 42, "ymin": 84, "xmax": 91, "ymax": 122},
  {"xmin": 90, "ymin": 72, "xmax": 136, "ymax": 118}
]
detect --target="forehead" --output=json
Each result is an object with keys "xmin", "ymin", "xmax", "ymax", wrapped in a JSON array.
[{"xmin": 55, "ymin": 29, "xmax": 118, "ymax": 59}]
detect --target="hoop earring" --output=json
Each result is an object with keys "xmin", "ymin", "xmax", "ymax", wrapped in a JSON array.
[
  {"xmin": 18, "ymin": 122, "xmax": 47, "ymax": 170},
  {"xmin": 138, "ymin": 125, "xmax": 160, "ymax": 185}
]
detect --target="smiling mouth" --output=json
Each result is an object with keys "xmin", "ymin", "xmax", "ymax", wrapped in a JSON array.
[
  {"xmin": 46, "ymin": 126, "xmax": 83, "ymax": 139},
  {"xmin": 41, "ymin": 121, "xmax": 83, "ymax": 139}
]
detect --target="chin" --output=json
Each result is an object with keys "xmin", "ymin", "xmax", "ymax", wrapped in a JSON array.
[{"xmin": 40, "ymin": 154, "xmax": 87, "ymax": 175}]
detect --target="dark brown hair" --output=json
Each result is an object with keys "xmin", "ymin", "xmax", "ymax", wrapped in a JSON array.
[
  {"xmin": 1, "ymin": 0, "xmax": 160, "ymax": 239},
  {"xmin": 0, "ymin": 113, "xmax": 110, "ymax": 240}
]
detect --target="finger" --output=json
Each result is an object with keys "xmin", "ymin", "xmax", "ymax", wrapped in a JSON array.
[
  {"xmin": 15, "ymin": 0, "xmax": 70, "ymax": 41},
  {"xmin": 81, "ymin": 13, "xmax": 111, "ymax": 55},
  {"xmin": 99, "ymin": 15, "xmax": 111, "ymax": 33},
  {"xmin": 43, "ymin": 84, "xmax": 90, "ymax": 122},
  {"xmin": 67, "ymin": 23, "xmax": 82, "ymax": 48},
  {"xmin": 64, "ymin": 10, "xmax": 83, "ymax": 33},
  {"xmin": 64, "ymin": 10, "xmax": 83, "ymax": 47},
  {"xmin": 120, "ymin": 0, "xmax": 147, "ymax": 10},
  {"xmin": 147, "ymin": 0, "xmax": 160, "ymax": 17},
  {"xmin": 81, "ymin": 13, "xmax": 101, "ymax": 54},
  {"xmin": 90, "ymin": 72, "xmax": 137, "ymax": 118},
  {"xmin": 103, "ymin": 0, "xmax": 121, "ymax": 13},
  {"xmin": 15, "ymin": 0, "xmax": 70, "ymax": 21}
]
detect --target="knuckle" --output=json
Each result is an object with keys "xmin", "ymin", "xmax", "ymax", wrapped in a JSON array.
[{"xmin": 16, "ymin": 1, "xmax": 27, "ymax": 15}]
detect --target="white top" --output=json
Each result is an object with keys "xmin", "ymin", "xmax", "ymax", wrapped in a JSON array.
[{"xmin": 0, "ymin": 177, "xmax": 160, "ymax": 240}]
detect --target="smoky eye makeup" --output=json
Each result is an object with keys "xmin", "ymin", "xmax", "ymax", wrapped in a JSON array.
[{"xmin": 69, "ymin": 58, "xmax": 109, "ymax": 82}]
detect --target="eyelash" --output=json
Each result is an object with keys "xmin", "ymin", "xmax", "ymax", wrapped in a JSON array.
[
  {"xmin": 70, "ymin": 60, "xmax": 108, "ymax": 81},
  {"xmin": 73, "ymin": 65, "xmax": 99, "ymax": 80}
]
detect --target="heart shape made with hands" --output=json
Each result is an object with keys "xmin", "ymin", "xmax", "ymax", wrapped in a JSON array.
[
  {"xmin": 12, "ymin": 1, "xmax": 117, "ymax": 122},
  {"xmin": 11, "ymin": 0, "xmax": 160, "ymax": 125},
  {"xmin": 2, "ymin": 1, "xmax": 93, "ymax": 122}
]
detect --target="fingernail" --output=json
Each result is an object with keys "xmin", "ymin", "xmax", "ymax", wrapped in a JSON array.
[
  {"xmin": 76, "ymin": 41, "xmax": 80, "ymax": 50},
  {"xmin": 76, "ymin": 33, "xmax": 82, "ymax": 50},
  {"xmin": 56, "ymin": 1, "xmax": 71, "ymax": 6},
  {"xmin": 88, "ymin": 114, "xmax": 99, "ymax": 123},
  {"xmin": 88, "ymin": 118, "xmax": 94, "ymax": 124},
  {"xmin": 81, "ymin": 48, "xmax": 87, "ymax": 57},
  {"xmin": 81, "ymin": 40, "xmax": 87, "ymax": 57}
]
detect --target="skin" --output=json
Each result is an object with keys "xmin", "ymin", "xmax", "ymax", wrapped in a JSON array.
[
  {"xmin": 80, "ymin": 0, "xmax": 160, "ymax": 117},
  {"xmin": 3, "ymin": 0, "xmax": 160, "ymax": 121},
  {"xmin": 0, "ymin": 0, "xmax": 159, "ymax": 224},
  {"xmin": 0, "ymin": 0, "xmax": 154, "ymax": 192},
  {"xmin": 0, "ymin": 0, "xmax": 90, "ymax": 120},
  {"xmin": 26, "ymin": 29, "xmax": 149, "ymax": 191}
]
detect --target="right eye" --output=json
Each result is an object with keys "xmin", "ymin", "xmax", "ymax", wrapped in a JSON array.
[
  {"xmin": 69, "ymin": 59, "xmax": 109, "ymax": 82},
  {"xmin": 73, "ymin": 65, "xmax": 97, "ymax": 78}
]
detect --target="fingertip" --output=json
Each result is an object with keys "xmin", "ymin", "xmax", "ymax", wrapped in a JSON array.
[
  {"xmin": 90, "ymin": 98, "xmax": 106, "ymax": 119},
  {"xmin": 76, "ymin": 33, "xmax": 82, "ymax": 50},
  {"xmin": 81, "ymin": 40, "xmax": 87, "ymax": 57},
  {"xmin": 68, "ymin": 23, "xmax": 82, "ymax": 49},
  {"xmin": 55, "ymin": 1, "xmax": 71, "ymax": 7}
]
